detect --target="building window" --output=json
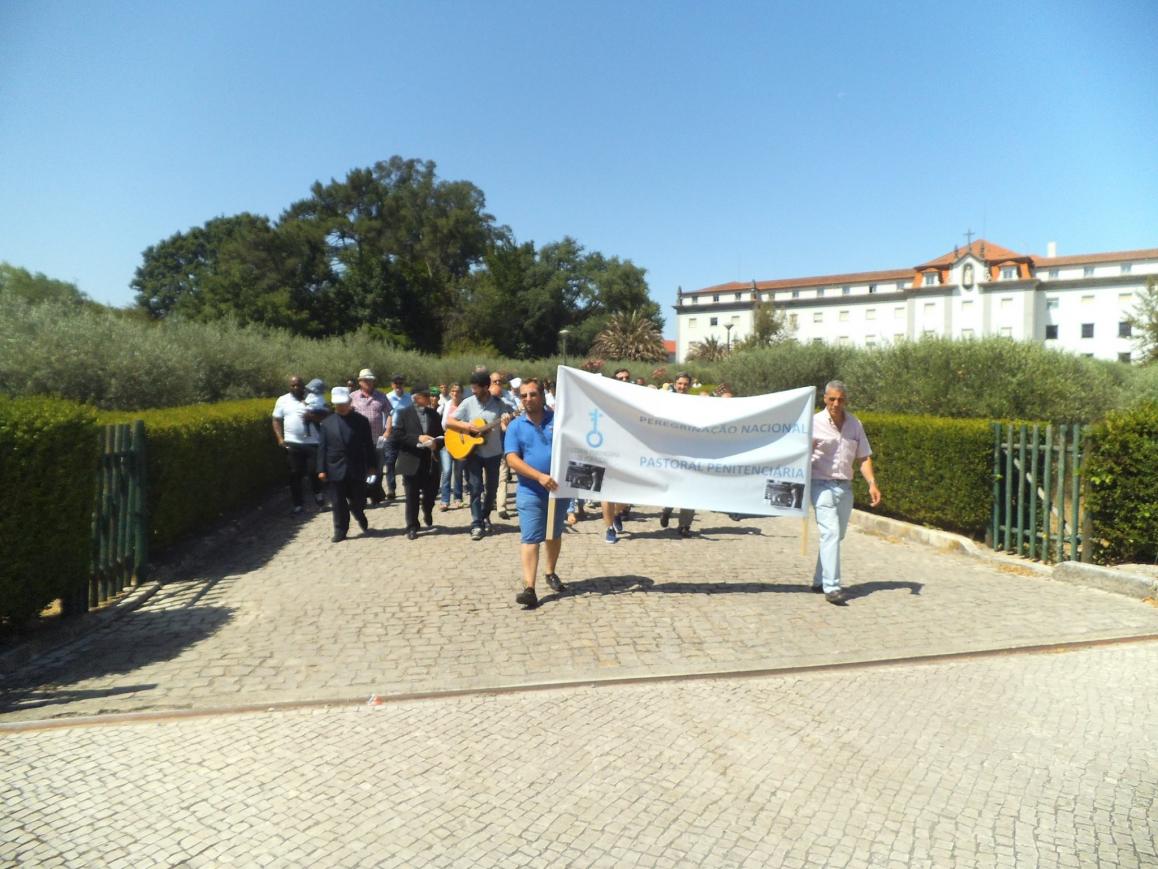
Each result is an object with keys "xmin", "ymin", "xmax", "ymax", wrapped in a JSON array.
[
  {"xmin": 712, "ymin": 294, "xmax": 720, "ymax": 302},
  {"xmin": 895, "ymin": 333, "xmax": 905, "ymax": 341},
  {"xmin": 866, "ymin": 309, "xmax": 876, "ymax": 321},
  {"xmin": 689, "ymin": 296, "xmax": 698, "ymax": 305},
  {"xmin": 734, "ymin": 293, "xmax": 742, "ymax": 301},
  {"xmin": 961, "ymin": 328, "xmax": 974, "ymax": 339},
  {"xmin": 1083, "ymin": 266, "xmax": 1094, "ymax": 278},
  {"xmin": 1048, "ymin": 268, "xmax": 1059, "ymax": 279},
  {"xmin": 868, "ymin": 284, "xmax": 877, "ymax": 294},
  {"xmin": 812, "ymin": 338, "xmax": 824, "ymax": 345},
  {"xmin": 1122, "ymin": 263, "xmax": 1132, "ymax": 275},
  {"xmin": 817, "ymin": 288, "xmax": 826, "ymax": 298},
  {"xmin": 1000, "ymin": 297, "xmax": 1012, "ymax": 311},
  {"xmin": 1119, "ymin": 352, "xmax": 1132, "ymax": 363},
  {"xmin": 791, "ymin": 290, "xmax": 800, "ymax": 299},
  {"xmin": 842, "ymin": 286, "xmax": 851, "ymax": 296},
  {"xmin": 962, "ymin": 300, "xmax": 974, "ymax": 312},
  {"xmin": 1001, "ymin": 267, "xmax": 1017, "ymax": 280},
  {"xmin": 731, "ymin": 314, "xmax": 740, "ymax": 322},
  {"xmin": 1119, "ymin": 293, "xmax": 1134, "ymax": 304},
  {"xmin": 897, "ymin": 281, "xmax": 907, "ymax": 290},
  {"xmin": 1000, "ymin": 326, "xmax": 1012, "ymax": 338},
  {"xmin": 709, "ymin": 317, "xmax": 718, "ymax": 326},
  {"xmin": 923, "ymin": 329, "xmax": 936, "ymax": 337},
  {"xmin": 923, "ymin": 302, "xmax": 935, "ymax": 315},
  {"xmin": 1119, "ymin": 321, "xmax": 1132, "ymax": 338},
  {"xmin": 1081, "ymin": 323, "xmax": 1094, "ymax": 338},
  {"xmin": 838, "ymin": 336, "xmax": 850, "ymax": 346},
  {"xmin": 1082, "ymin": 295, "xmax": 1095, "ymax": 305},
  {"xmin": 788, "ymin": 314, "xmax": 798, "ymax": 329},
  {"xmin": 924, "ymin": 271, "xmax": 940, "ymax": 286},
  {"xmin": 839, "ymin": 310, "xmax": 850, "ymax": 322},
  {"xmin": 1045, "ymin": 324, "xmax": 1058, "ymax": 339},
  {"xmin": 813, "ymin": 312, "xmax": 824, "ymax": 323},
  {"xmin": 688, "ymin": 318, "xmax": 697, "ymax": 328},
  {"xmin": 895, "ymin": 306, "xmax": 905, "ymax": 319},
  {"xmin": 1046, "ymin": 298, "xmax": 1059, "ymax": 311}
]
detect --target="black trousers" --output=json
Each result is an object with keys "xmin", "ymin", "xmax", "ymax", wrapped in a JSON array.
[
  {"xmin": 402, "ymin": 466, "xmax": 438, "ymax": 530},
  {"xmin": 286, "ymin": 443, "xmax": 321, "ymax": 507},
  {"xmin": 328, "ymin": 476, "xmax": 367, "ymax": 537}
]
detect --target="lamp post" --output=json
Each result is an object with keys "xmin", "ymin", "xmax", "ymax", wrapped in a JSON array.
[
  {"xmin": 724, "ymin": 322, "xmax": 733, "ymax": 352},
  {"xmin": 559, "ymin": 328, "xmax": 570, "ymax": 366}
]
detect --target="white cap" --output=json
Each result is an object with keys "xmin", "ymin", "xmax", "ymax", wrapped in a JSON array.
[
  {"xmin": 331, "ymin": 386, "xmax": 351, "ymax": 404},
  {"xmin": 509, "ymin": 377, "xmax": 522, "ymax": 389}
]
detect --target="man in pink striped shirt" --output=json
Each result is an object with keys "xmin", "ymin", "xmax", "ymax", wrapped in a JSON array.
[{"xmin": 810, "ymin": 380, "xmax": 882, "ymax": 605}]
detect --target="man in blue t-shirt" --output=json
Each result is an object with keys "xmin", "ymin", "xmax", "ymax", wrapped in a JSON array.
[{"xmin": 503, "ymin": 377, "xmax": 567, "ymax": 609}]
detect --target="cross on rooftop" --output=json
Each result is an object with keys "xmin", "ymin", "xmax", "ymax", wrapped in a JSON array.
[{"xmin": 964, "ymin": 229, "xmax": 975, "ymax": 247}]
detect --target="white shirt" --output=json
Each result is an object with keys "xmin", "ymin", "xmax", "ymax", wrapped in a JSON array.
[
  {"xmin": 272, "ymin": 393, "xmax": 318, "ymax": 445},
  {"xmin": 810, "ymin": 410, "xmax": 871, "ymax": 480}
]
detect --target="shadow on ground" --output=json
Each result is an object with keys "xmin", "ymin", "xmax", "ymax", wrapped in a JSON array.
[
  {"xmin": 537, "ymin": 575, "xmax": 923, "ymax": 605},
  {"xmin": 0, "ymin": 605, "xmax": 233, "ymax": 716}
]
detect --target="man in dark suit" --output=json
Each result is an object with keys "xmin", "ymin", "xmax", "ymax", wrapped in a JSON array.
[
  {"xmin": 317, "ymin": 386, "xmax": 375, "ymax": 542},
  {"xmin": 388, "ymin": 384, "xmax": 444, "ymax": 540}
]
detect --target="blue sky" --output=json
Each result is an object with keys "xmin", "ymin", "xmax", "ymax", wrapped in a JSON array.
[{"xmin": 2, "ymin": 0, "xmax": 1156, "ymax": 337}]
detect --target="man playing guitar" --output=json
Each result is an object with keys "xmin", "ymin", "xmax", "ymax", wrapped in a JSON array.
[{"xmin": 445, "ymin": 370, "xmax": 512, "ymax": 540}]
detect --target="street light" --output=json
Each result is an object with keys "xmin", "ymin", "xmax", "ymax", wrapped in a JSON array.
[
  {"xmin": 724, "ymin": 322, "xmax": 733, "ymax": 351},
  {"xmin": 559, "ymin": 328, "xmax": 570, "ymax": 366}
]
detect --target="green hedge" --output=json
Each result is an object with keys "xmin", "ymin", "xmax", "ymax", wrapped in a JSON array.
[
  {"xmin": 104, "ymin": 398, "xmax": 284, "ymax": 550},
  {"xmin": 852, "ymin": 412, "xmax": 994, "ymax": 537},
  {"xmin": 0, "ymin": 397, "xmax": 100, "ymax": 626},
  {"xmin": 1084, "ymin": 402, "xmax": 1158, "ymax": 565}
]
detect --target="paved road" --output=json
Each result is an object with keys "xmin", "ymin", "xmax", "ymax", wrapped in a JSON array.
[{"xmin": 3, "ymin": 500, "xmax": 1157, "ymax": 866}]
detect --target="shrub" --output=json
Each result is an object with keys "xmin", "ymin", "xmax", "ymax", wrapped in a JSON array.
[
  {"xmin": 104, "ymin": 399, "xmax": 284, "ymax": 550},
  {"xmin": 0, "ymin": 397, "xmax": 100, "ymax": 627},
  {"xmin": 854, "ymin": 412, "xmax": 994, "ymax": 536},
  {"xmin": 1084, "ymin": 402, "xmax": 1158, "ymax": 565}
]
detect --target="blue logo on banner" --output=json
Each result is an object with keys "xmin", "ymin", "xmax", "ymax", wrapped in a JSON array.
[{"xmin": 586, "ymin": 409, "xmax": 604, "ymax": 448}]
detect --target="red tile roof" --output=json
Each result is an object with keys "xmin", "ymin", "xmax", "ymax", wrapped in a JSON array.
[
  {"xmin": 683, "ymin": 241, "xmax": 1157, "ymax": 298},
  {"xmin": 691, "ymin": 268, "xmax": 911, "ymax": 297},
  {"xmin": 915, "ymin": 239, "xmax": 1026, "ymax": 268},
  {"xmin": 1032, "ymin": 247, "xmax": 1158, "ymax": 267}
]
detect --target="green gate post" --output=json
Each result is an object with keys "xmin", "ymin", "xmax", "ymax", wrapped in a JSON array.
[
  {"xmin": 1069, "ymin": 424, "xmax": 1082, "ymax": 561},
  {"xmin": 1055, "ymin": 426, "xmax": 1067, "ymax": 563},
  {"xmin": 991, "ymin": 423, "xmax": 1001, "ymax": 550},
  {"xmin": 1041, "ymin": 425, "xmax": 1053, "ymax": 562},
  {"xmin": 1004, "ymin": 425, "xmax": 1015, "ymax": 552},
  {"xmin": 1028, "ymin": 424, "xmax": 1039, "ymax": 561},
  {"xmin": 1016, "ymin": 425, "xmax": 1027, "ymax": 556},
  {"xmin": 132, "ymin": 420, "xmax": 149, "ymax": 583}
]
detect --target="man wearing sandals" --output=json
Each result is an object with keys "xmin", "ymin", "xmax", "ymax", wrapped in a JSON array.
[{"xmin": 503, "ymin": 378, "xmax": 567, "ymax": 609}]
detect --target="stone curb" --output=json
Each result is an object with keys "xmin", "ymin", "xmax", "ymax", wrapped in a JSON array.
[
  {"xmin": 1052, "ymin": 562, "xmax": 1158, "ymax": 601},
  {"xmin": 851, "ymin": 510, "xmax": 1157, "ymax": 600}
]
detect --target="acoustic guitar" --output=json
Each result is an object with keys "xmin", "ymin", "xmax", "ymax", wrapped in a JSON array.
[{"xmin": 444, "ymin": 418, "xmax": 503, "ymax": 461}]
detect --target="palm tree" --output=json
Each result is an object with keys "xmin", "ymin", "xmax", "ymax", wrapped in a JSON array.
[
  {"xmin": 686, "ymin": 335, "xmax": 729, "ymax": 362},
  {"xmin": 590, "ymin": 310, "xmax": 667, "ymax": 361}
]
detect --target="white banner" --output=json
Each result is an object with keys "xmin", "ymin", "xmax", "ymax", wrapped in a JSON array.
[{"xmin": 549, "ymin": 367, "xmax": 814, "ymax": 518}]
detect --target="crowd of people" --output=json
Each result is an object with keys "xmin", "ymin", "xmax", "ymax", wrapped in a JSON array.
[{"xmin": 273, "ymin": 368, "xmax": 880, "ymax": 609}]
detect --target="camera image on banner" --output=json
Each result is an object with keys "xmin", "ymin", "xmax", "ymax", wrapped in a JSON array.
[{"xmin": 548, "ymin": 366, "xmax": 814, "ymax": 518}]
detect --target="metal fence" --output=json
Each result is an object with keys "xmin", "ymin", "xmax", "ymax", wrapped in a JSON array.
[
  {"xmin": 68, "ymin": 421, "xmax": 149, "ymax": 614},
  {"xmin": 991, "ymin": 422, "xmax": 1088, "ymax": 563}
]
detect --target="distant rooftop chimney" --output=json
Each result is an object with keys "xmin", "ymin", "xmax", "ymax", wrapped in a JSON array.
[{"xmin": 1047, "ymin": 241, "xmax": 1057, "ymax": 258}]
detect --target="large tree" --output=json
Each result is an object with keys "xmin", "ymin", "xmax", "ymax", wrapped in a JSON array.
[
  {"xmin": 279, "ymin": 157, "xmax": 498, "ymax": 348},
  {"xmin": 133, "ymin": 157, "xmax": 499, "ymax": 348},
  {"xmin": 453, "ymin": 235, "xmax": 661, "ymax": 357}
]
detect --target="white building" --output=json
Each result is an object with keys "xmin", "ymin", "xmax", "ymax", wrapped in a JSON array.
[{"xmin": 674, "ymin": 240, "xmax": 1158, "ymax": 363}]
